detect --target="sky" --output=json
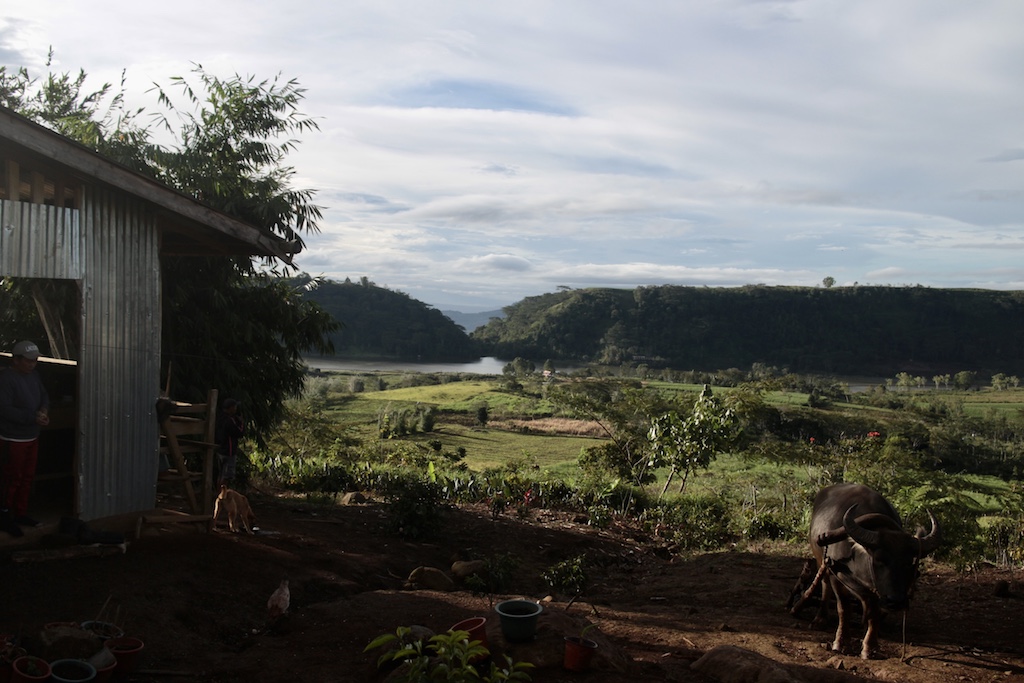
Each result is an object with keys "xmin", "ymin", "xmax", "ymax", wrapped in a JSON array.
[{"xmin": 4, "ymin": 1, "xmax": 1024, "ymax": 312}]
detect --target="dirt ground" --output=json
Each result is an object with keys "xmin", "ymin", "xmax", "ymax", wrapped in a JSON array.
[{"xmin": 1, "ymin": 490, "xmax": 1023, "ymax": 683}]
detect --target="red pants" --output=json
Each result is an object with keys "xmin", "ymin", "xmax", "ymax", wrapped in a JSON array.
[{"xmin": 1, "ymin": 439, "xmax": 38, "ymax": 516}]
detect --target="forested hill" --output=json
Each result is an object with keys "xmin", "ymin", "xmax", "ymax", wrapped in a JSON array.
[
  {"xmin": 298, "ymin": 277, "xmax": 479, "ymax": 361},
  {"xmin": 469, "ymin": 285, "xmax": 1024, "ymax": 376}
]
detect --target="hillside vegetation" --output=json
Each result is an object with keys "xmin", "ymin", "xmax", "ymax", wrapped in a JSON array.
[
  {"xmin": 471, "ymin": 284, "xmax": 1024, "ymax": 376},
  {"xmin": 296, "ymin": 275, "xmax": 479, "ymax": 361},
  {"xmin": 250, "ymin": 364, "xmax": 1024, "ymax": 571}
]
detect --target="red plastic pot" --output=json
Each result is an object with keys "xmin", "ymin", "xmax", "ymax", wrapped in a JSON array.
[
  {"xmin": 563, "ymin": 636, "xmax": 598, "ymax": 672},
  {"xmin": 450, "ymin": 616, "xmax": 489, "ymax": 662},
  {"xmin": 106, "ymin": 636, "xmax": 144, "ymax": 677}
]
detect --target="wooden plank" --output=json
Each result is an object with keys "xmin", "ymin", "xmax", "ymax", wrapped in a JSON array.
[
  {"xmin": 176, "ymin": 437, "xmax": 217, "ymax": 448},
  {"xmin": 156, "ymin": 471, "xmax": 202, "ymax": 483},
  {"xmin": 142, "ymin": 513, "xmax": 212, "ymax": 525},
  {"xmin": 12, "ymin": 544, "xmax": 126, "ymax": 563},
  {"xmin": 159, "ymin": 419, "xmax": 199, "ymax": 513}
]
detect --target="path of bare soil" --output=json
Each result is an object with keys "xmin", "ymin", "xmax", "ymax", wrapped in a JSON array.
[{"xmin": 1, "ymin": 491, "xmax": 1023, "ymax": 682}]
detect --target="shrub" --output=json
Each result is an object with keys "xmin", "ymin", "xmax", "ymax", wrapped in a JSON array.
[
  {"xmin": 743, "ymin": 510, "xmax": 800, "ymax": 541},
  {"xmin": 983, "ymin": 516, "xmax": 1024, "ymax": 565},
  {"xmin": 655, "ymin": 495, "xmax": 735, "ymax": 550},
  {"xmin": 383, "ymin": 475, "xmax": 446, "ymax": 540},
  {"xmin": 543, "ymin": 554, "xmax": 589, "ymax": 597}
]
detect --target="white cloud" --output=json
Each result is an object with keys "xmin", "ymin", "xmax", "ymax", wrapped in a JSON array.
[{"xmin": 5, "ymin": 0, "xmax": 1024, "ymax": 310}]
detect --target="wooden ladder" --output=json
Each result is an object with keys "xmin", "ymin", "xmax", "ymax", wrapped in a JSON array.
[{"xmin": 147, "ymin": 389, "xmax": 219, "ymax": 531}]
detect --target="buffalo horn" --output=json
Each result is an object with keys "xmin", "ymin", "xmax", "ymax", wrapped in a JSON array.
[
  {"xmin": 843, "ymin": 504, "xmax": 882, "ymax": 548},
  {"xmin": 916, "ymin": 510, "xmax": 940, "ymax": 555}
]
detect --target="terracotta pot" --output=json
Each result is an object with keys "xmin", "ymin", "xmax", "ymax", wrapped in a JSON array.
[
  {"xmin": 449, "ymin": 616, "xmax": 489, "ymax": 662},
  {"xmin": 494, "ymin": 599, "xmax": 543, "ymax": 643},
  {"xmin": 0, "ymin": 644, "xmax": 26, "ymax": 683},
  {"xmin": 563, "ymin": 636, "xmax": 598, "ymax": 671},
  {"xmin": 106, "ymin": 636, "xmax": 144, "ymax": 677},
  {"xmin": 9, "ymin": 656, "xmax": 50, "ymax": 683},
  {"xmin": 91, "ymin": 659, "xmax": 116, "ymax": 683}
]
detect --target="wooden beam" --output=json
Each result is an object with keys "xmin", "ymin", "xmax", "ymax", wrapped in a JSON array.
[{"xmin": 142, "ymin": 513, "xmax": 212, "ymax": 525}]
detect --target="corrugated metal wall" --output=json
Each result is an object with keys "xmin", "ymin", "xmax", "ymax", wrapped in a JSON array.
[
  {"xmin": 0, "ymin": 200, "xmax": 82, "ymax": 279},
  {"xmin": 78, "ymin": 188, "xmax": 162, "ymax": 519},
  {"xmin": 1, "ymin": 191, "xmax": 162, "ymax": 520}
]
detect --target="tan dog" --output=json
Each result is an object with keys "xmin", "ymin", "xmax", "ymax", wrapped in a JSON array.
[{"xmin": 214, "ymin": 485, "xmax": 255, "ymax": 534}]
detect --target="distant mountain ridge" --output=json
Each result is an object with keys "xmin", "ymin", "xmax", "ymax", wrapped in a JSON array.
[
  {"xmin": 297, "ymin": 277, "xmax": 479, "ymax": 361},
  {"xmin": 441, "ymin": 309, "xmax": 504, "ymax": 333},
  {"xmin": 469, "ymin": 284, "xmax": 1024, "ymax": 376},
  {"xmin": 301, "ymin": 279, "xmax": 1024, "ymax": 376}
]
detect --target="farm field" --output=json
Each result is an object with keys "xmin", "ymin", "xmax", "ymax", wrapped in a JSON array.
[{"xmin": 311, "ymin": 371, "xmax": 1024, "ymax": 517}]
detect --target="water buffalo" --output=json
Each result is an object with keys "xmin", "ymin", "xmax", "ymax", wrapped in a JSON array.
[{"xmin": 796, "ymin": 483, "xmax": 939, "ymax": 659}]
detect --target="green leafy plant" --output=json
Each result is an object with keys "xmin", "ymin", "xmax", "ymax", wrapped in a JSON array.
[
  {"xmin": 465, "ymin": 553, "xmax": 520, "ymax": 605},
  {"xmin": 365, "ymin": 626, "xmax": 533, "ymax": 682},
  {"xmin": 543, "ymin": 554, "xmax": 589, "ymax": 602}
]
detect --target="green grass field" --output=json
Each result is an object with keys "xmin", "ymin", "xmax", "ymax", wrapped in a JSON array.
[{"xmin": 314, "ymin": 372, "xmax": 1024, "ymax": 516}]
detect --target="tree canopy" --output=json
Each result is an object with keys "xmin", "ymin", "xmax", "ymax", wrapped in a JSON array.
[{"xmin": 0, "ymin": 56, "xmax": 337, "ymax": 440}]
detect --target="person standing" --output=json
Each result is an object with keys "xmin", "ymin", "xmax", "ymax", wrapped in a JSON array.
[
  {"xmin": 215, "ymin": 398, "xmax": 244, "ymax": 487},
  {"xmin": 0, "ymin": 340, "xmax": 49, "ymax": 535}
]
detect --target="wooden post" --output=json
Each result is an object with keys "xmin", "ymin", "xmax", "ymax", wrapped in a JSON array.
[
  {"xmin": 202, "ymin": 389, "xmax": 218, "ymax": 515},
  {"xmin": 5, "ymin": 160, "xmax": 19, "ymax": 201}
]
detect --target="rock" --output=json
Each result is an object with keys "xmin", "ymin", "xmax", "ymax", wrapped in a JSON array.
[
  {"xmin": 825, "ymin": 656, "xmax": 845, "ymax": 670},
  {"xmin": 451, "ymin": 559, "xmax": 487, "ymax": 582},
  {"xmin": 341, "ymin": 491, "xmax": 368, "ymax": 505},
  {"xmin": 692, "ymin": 645, "xmax": 802, "ymax": 683},
  {"xmin": 404, "ymin": 566, "xmax": 455, "ymax": 592}
]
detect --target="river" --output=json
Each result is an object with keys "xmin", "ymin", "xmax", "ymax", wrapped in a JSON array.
[{"xmin": 304, "ymin": 356, "xmax": 512, "ymax": 375}]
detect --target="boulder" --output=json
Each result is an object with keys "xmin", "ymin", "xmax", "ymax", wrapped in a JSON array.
[
  {"xmin": 451, "ymin": 560, "xmax": 487, "ymax": 583},
  {"xmin": 404, "ymin": 566, "xmax": 455, "ymax": 592}
]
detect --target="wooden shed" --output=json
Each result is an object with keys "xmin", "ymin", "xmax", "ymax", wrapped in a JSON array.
[{"xmin": 0, "ymin": 105, "xmax": 299, "ymax": 523}]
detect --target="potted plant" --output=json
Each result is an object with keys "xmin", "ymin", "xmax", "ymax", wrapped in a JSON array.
[
  {"xmin": 563, "ymin": 624, "xmax": 599, "ymax": 672},
  {"xmin": 10, "ymin": 655, "xmax": 50, "ymax": 683},
  {"xmin": 0, "ymin": 641, "xmax": 27, "ymax": 683}
]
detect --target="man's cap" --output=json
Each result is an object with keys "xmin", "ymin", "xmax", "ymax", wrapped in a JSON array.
[{"xmin": 12, "ymin": 341, "xmax": 40, "ymax": 360}]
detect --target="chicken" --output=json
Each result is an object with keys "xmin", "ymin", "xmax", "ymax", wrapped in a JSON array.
[{"xmin": 267, "ymin": 579, "xmax": 290, "ymax": 619}]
